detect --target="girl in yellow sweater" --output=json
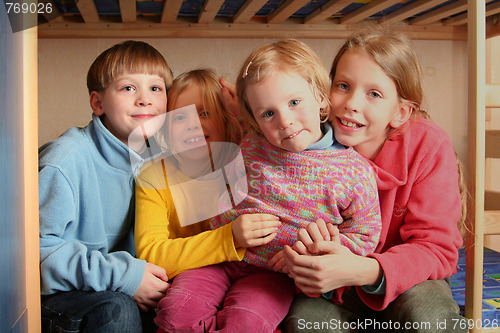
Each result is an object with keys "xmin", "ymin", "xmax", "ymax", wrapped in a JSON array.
[{"xmin": 134, "ymin": 69, "xmax": 281, "ymax": 283}]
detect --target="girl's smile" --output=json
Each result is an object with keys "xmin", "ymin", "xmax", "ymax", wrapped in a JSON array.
[{"xmin": 330, "ymin": 48, "xmax": 410, "ymax": 160}]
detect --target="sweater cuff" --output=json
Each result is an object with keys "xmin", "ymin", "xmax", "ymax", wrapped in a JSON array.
[
  {"xmin": 120, "ymin": 258, "xmax": 147, "ymax": 297},
  {"xmin": 221, "ymin": 223, "xmax": 246, "ymax": 261},
  {"xmin": 361, "ymin": 273, "xmax": 386, "ymax": 295}
]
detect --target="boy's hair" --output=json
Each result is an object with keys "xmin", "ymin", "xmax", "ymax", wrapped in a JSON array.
[
  {"xmin": 167, "ymin": 69, "xmax": 243, "ymax": 145},
  {"xmin": 236, "ymin": 39, "xmax": 330, "ymax": 134},
  {"xmin": 330, "ymin": 27, "xmax": 425, "ymax": 122},
  {"xmin": 87, "ymin": 40, "xmax": 173, "ymax": 94}
]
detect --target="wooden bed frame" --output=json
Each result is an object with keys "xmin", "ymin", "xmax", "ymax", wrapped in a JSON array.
[{"xmin": 467, "ymin": 2, "xmax": 500, "ymax": 332}]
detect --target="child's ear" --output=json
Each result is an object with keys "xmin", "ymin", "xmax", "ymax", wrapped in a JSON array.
[
  {"xmin": 389, "ymin": 101, "xmax": 413, "ymax": 129},
  {"xmin": 90, "ymin": 91, "xmax": 104, "ymax": 116}
]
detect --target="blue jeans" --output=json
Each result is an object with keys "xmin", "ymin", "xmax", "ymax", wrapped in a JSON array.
[
  {"xmin": 285, "ymin": 279, "xmax": 467, "ymax": 333},
  {"xmin": 41, "ymin": 290, "xmax": 155, "ymax": 333}
]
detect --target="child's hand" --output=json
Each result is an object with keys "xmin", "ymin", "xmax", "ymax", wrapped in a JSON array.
[
  {"xmin": 297, "ymin": 219, "xmax": 339, "ymax": 255},
  {"xmin": 220, "ymin": 78, "xmax": 240, "ymax": 116},
  {"xmin": 133, "ymin": 263, "xmax": 169, "ymax": 312},
  {"xmin": 232, "ymin": 213, "xmax": 281, "ymax": 248}
]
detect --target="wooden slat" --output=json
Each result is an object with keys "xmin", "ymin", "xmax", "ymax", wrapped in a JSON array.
[
  {"xmin": 381, "ymin": 0, "xmax": 446, "ymax": 24},
  {"xmin": 485, "ymin": 191, "xmax": 500, "ymax": 212},
  {"xmin": 410, "ymin": 0, "xmax": 467, "ymax": 25},
  {"xmin": 487, "ymin": 14, "xmax": 500, "ymax": 39},
  {"xmin": 304, "ymin": 0, "xmax": 354, "ymax": 25},
  {"xmin": 445, "ymin": 1, "xmax": 500, "ymax": 26},
  {"xmin": 233, "ymin": 0, "xmax": 269, "ymax": 23},
  {"xmin": 75, "ymin": 0, "xmax": 99, "ymax": 23},
  {"xmin": 486, "ymin": 84, "xmax": 500, "ymax": 108},
  {"xmin": 37, "ymin": 20, "xmax": 468, "ymax": 39},
  {"xmin": 486, "ymin": 130, "xmax": 500, "ymax": 159},
  {"xmin": 119, "ymin": 0, "xmax": 136, "ymax": 23},
  {"xmin": 40, "ymin": 0, "xmax": 64, "ymax": 23},
  {"xmin": 464, "ymin": 0, "xmax": 486, "ymax": 331},
  {"xmin": 484, "ymin": 210, "xmax": 500, "ymax": 234},
  {"xmin": 198, "ymin": 0, "xmax": 225, "ymax": 23},
  {"xmin": 161, "ymin": 0, "xmax": 184, "ymax": 23},
  {"xmin": 267, "ymin": 0, "xmax": 311, "ymax": 24},
  {"xmin": 339, "ymin": 0, "xmax": 400, "ymax": 24}
]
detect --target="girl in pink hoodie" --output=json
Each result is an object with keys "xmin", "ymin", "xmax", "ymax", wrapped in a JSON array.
[{"xmin": 279, "ymin": 27, "xmax": 467, "ymax": 333}]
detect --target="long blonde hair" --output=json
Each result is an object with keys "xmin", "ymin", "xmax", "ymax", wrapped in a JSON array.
[{"xmin": 331, "ymin": 26, "xmax": 468, "ymax": 241}]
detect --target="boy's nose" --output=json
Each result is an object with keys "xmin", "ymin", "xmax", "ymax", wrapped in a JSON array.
[{"xmin": 136, "ymin": 92, "xmax": 152, "ymax": 106}]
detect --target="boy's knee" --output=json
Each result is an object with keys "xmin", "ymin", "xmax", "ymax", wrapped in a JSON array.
[{"xmin": 85, "ymin": 291, "xmax": 142, "ymax": 332}]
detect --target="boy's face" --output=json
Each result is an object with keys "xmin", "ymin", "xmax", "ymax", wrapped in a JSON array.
[
  {"xmin": 90, "ymin": 72, "xmax": 167, "ymax": 145},
  {"xmin": 246, "ymin": 70, "xmax": 326, "ymax": 153}
]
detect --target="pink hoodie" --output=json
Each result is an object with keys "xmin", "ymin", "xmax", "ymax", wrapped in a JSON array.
[{"xmin": 355, "ymin": 117, "xmax": 463, "ymax": 310}]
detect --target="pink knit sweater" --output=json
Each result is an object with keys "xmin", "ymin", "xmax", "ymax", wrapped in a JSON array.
[{"xmin": 210, "ymin": 132, "xmax": 381, "ymax": 267}]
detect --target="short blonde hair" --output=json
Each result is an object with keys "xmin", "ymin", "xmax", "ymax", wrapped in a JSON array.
[
  {"xmin": 236, "ymin": 39, "xmax": 330, "ymax": 133},
  {"xmin": 87, "ymin": 40, "xmax": 173, "ymax": 94},
  {"xmin": 167, "ymin": 69, "xmax": 243, "ymax": 145}
]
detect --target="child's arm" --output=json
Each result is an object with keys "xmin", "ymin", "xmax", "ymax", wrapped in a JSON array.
[
  {"xmin": 39, "ymin": 166, "xmax": 145, "ymax": 297},
  {"xmin": 135, "ymin": 183, "xmax": 241, "ymax": 279},
  {"xmin": 135, "ymin": 161, "xmax": 281, "ymax": 278},
  {"xmin": 335, "ymin": 154, "xmax": 382, "ymax": 256}
]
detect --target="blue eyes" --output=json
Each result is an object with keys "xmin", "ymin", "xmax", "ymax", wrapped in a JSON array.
[
  {"xmin": 262, "ymin": 111, "xmax": 274, "ymax": 118},
  {"xmin": 122, "ymin": 86, "xmax": 162, "ymax": 92},
  {"xmin": 173, "ymin": 114, "xmax": 186, "ymax": 122},
  {"xmin": 335, "ymin": 82, "xmax": 382, "ymax": 99},
  {"xmin": 261, "ymin": 100, "xmax": 300, "ymax": 118},
  {"xmin": 338, "ymin": 83, "xmax": 349, "ymax": 90}
]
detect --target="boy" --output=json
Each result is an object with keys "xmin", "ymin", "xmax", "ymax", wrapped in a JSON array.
[{"xmin": 39, "ymin": 40, "xmax": 173, "ymax": 332}]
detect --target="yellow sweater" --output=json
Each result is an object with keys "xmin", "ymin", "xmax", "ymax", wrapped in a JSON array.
[{"xmin": 134, "ymin": 157, "xmax": 245, "ymax": 279}]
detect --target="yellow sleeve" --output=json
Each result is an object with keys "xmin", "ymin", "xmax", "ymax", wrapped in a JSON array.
[{"xmin": 134, "ymin": 162, "xmax": 245, "ymax": 279}]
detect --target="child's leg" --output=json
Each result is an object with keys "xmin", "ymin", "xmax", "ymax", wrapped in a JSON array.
[
  {"xmin": 285, "ymin": 289, "xmax": 376, "ymax": 333},
  {"xmin": 41, "ymin": 290, "xmax": 142, "ymax": 333},
  {"xmin": 382, "ymin": 279, "xmax": 467, "ymax": 333},
  {"xmin": 154, "ymin": 263, "xmax": 232, "ymax": 333},
  {"xmin": 216, "ymin": 263, "xmax": 296, "ymax": 333}
]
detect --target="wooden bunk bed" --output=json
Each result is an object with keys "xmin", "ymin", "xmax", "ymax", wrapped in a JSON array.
[
  {"xmin": 467, "ymin": 2, "xmax": 500, "ymax": 331},
  {"xmin": 35, "ymin": 0, "xmax": 500, "ymax": 331}
]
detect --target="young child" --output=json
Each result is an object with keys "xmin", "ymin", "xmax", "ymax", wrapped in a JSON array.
[
  {"xmin": 134, "ymin": 68, "xmax": 280, "ymax": 280},
  {"xmin": 154, "ymin": 39, "xmax": 382, "ymax": 333},
  {"xmin": 282, "ymin": 28, "xmax": 467, "ymax": 333},
  {"xmin": 39, "ymin": 40, "xmax": 173, "ymax": 332}
]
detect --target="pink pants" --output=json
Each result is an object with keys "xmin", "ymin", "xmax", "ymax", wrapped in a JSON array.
[{"xmin": 155, "ymin": 261, "xmax": 296, "ymax": 333}]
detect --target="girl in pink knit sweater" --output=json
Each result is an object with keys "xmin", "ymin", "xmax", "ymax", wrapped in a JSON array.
[{"xmin": 156, "ymin": 40, "xmax": 382, "ymax": 333}]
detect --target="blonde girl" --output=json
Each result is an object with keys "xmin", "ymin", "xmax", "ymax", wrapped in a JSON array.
[
  {"xmin": 154, "ymin": 40, "xmax": 382, "ymax": 333},
  {"xmin": 282, "ymin": 28, "xmax": 467, "ymax": 333},
  {"xmin": 134, "ymin": 69, "xmax": 281, "ymax": 320}
]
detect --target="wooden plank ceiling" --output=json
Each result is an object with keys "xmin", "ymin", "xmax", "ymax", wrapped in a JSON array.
[{"xmin": 38, "ymin": 0, "xmax": 500, "ymax": 39}]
